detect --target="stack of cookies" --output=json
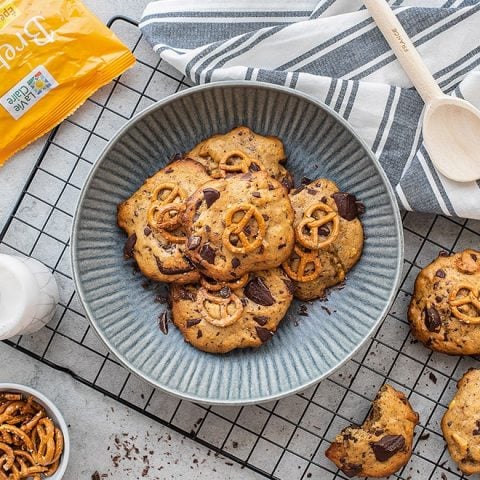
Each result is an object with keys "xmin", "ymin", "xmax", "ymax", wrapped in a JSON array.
[{"xmin": 118, "ymin": 126, "xmax": 364, "ymax": 354}]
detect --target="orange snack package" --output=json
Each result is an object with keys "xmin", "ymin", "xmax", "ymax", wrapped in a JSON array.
[{"xmin": 0, "ymin": 0, "xmax": 135, "ymax": 165}]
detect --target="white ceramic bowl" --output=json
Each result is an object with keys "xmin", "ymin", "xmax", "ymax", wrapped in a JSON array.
[{"xmin": 0, "ymin": 383, "xmax": 70, "ymax": 479}]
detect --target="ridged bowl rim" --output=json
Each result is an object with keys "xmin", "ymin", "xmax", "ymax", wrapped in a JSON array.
[{"xmin": 71, "ymin": 81, "xmax": 404, "ymax": 405}]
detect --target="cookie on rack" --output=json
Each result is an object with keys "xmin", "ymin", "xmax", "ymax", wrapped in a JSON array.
[
  {"xmin": 408, "ymin": 249, "xmax": 480, "ymax": 355},
  {"xmin": 117, "ymin": 159, "xmax": 210, "ymax": 284},
  {"xmin": 282, "ymin": 178, "xmax": 364, "ymax": 300},
  {"xmin": 183, "ymin": 170, "xmax": 295, "ymax": 281},
  {"xmin": 187, "ymin": 126, "xmax": 293, "ymax": 189},
  {"xmin": 326, "ymin": 384, "xmax": 419, "ymax": 478},
  {"xmin": 170, "ymin": 268, "xmax": 294, "ymax": 353},
  {"xmin": 442, "ymin": 368, "xmax": 480, "ymax": 475}
]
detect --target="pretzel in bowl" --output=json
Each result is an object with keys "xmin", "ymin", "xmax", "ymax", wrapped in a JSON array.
[
  {"xmin": 282, "ymin": 245, "xmax": 323, "ymax": 283},
  {"xmin": 0, "ymin": 393, "xmax": 64, "ymax": 479}
]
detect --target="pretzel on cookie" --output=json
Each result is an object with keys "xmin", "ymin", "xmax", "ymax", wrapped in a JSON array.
[
  {"xmin": 200, "ymin": 274, "xmax": 249, "ymax": 292},
  {"xmin": 449, "ymin": 283, "xmax": 480, "ymax": 324},
  {"xmin": 223, "ymin": 203, "xmax": 266, "ymax": 254},
  {"xmin": 283, "ymin": 245, "xmax": 324, "ymax": 283},
  {"xmin": 219, "ymin": 150, "xmax": 265, "ymax": 175},
  {"xmin": 197, "ymin": 288, "xmax": 244, "ymax": 327},
  {"xmin": 296, "ymin": 203, "xmax": 340, "ymax": 250}
]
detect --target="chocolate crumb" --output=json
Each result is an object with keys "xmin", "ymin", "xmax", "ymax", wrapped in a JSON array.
[
  {"xmin": 419, "ymin": 433, "xmax": 430, "ymax": 441},
  {"xmin": 91, "ymin": 472, "xmax": 101, "ymax": 480},
  {"xmin": 299, "ymin": 304, "xmax": 308, "ymax": 316},
  {"xmin": 429, "ymin": 372, "xmax": 437, "ymax": 384},
  {"xmin": 158, "ymin": 311, "xmax": 169, "ymax": 335},
  {"xmin": 252, "ymin": 191, "xmax": 261, "ymax": 198},
  {"xmin": 256, "ymin": 327, "xmax": 273, "ymax": 343}
]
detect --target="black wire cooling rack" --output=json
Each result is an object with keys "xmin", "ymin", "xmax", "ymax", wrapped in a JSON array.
[{"xmin": 1, "ymin": 16, "xmax": 480, "ymax": 480}]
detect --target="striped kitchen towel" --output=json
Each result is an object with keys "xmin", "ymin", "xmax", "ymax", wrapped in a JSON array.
[{"xmin": 140, "ymin": 0, "xmax": 480, "ymax": 220}]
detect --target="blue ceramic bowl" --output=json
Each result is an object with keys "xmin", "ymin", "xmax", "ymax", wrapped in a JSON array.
[{"xmin": 72, "ymin": 82, "xmax": 403, "ymax": 405}]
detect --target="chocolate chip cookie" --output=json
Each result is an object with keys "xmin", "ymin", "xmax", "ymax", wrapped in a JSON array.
[
  {"xmin": 442, "ymin": 368, "xmax": 480, "ymax": 475},
  {"xmin": 117, "ymin": 159, "xmax": 211, "ymax": 283},
  {"xmin": 408, "ymin": 249, "xmax": 480, "ymax": 355},
  {"xmin": 170, "ymin": 268, "xmax": 294, "ymax": 353},
  {"xmin": 326, "ymin": 385, "xmax": 419, "ymax": 478},
  {"xmin": 283, "ymin": 178, "xmax": 364, "ymax": 300},
  {"xmin": 187, "ymin": 126, "xmax": 293, "ymax": 189},
  {"xmin": 183, "ymin": 170, "xmax": 295, "ymax": 281}
]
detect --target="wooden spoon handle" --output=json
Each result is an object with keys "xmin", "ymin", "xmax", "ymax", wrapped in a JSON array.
[{"xmin": 363, "ymin": 0, "xmax": 443, "ymax": 104}]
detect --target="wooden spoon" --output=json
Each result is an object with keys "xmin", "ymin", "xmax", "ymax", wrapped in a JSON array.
[{"xmin": 364, "ymin": 0, "xmax": 480, "ymax": 183}]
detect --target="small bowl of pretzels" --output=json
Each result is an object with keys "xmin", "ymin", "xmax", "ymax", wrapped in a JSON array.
[{"xmin": 0, "ymin": 384, "xmax": 69, "ymax": 479}]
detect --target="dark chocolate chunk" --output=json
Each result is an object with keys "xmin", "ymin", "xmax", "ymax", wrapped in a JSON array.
[
  {"xmin": 155, "ymin": 256, "xmax": 195, "ymax": 275},
  {"xmin": 243, "ymin": 225, "xmax": 251, "ymax": 236},
  {"xmin": 267, "ymin": 183, "xmax": 274, "ymax": 191},
  {"xmin": 424, "ymin": 307, "xmax": 441, "ymax": 332},
  {"xmin": 256, "ymin": 327, "xmax": 273, "ymax": 343},
  {"xmin": 203, "ymin": 188, "xmax": 220, "ymax": 208},
  {"xmin": 301, "ymin": 176, "xmax": 312, "ymax": 185},
  {"xmin": 262, "ymin": 214, "xmax": 270, "ymax": 221},
  {"xmin": 249, "ymin": 162, "xmax": 261, "ymax": 172},
  {"xmin": 158, "ymin": 311, "xmax": 169, "ymax": 335},
  {"xmin": 341, "ymin": 463, "xmax": 362, "ymax": 478},
  {"xmin": 435, "ymin": 269, "xmax": 446, "ymax": 278},
  {"xmin": 371, "ymin": 435, "xmax": 405, "ymax": 462},
  {"xmin": 200, "ymin": 245, "xmax": 216, "ymax": 264},
  {"xmin": 144, "ymin": 226, "xmax": 152, "ymax": 236},
  {"xmin": 241, "ymin": 297, "xmax": 248, "ymax": 306},
  {"xmin": 281, "ymin": 174, "xmax": 294, "ymax": 192},
  {"xmin": 231, "ymin": 257, "xmax": 240, "ymax": 268},
  {"xmin": 252, "ymin": 191, "xmax": 261, "ymax": 198},
  {"xmin": 219, "ymin": 286, "xmax": 232, "ymax": 298},
  {"xmin": 244, "ymin": 277, "xmax": 275, "ymax": 306},
  {"xmin": 197, "ymin": 329, "xmax": 203, "ymax": 339},
  {"xmin": 253, "ymin": 316, "xmax": 268, "ymax": 326},
  {"xmin": 435, "ymin": 295, "xmax": 443, "ymax": 303},
  {"xmin": 283, "ymin": 278, "xmax": 295, "ymax": 295},
  {"xmin": 194, "ymin": 199, "xmax": 202, "ymax": 211},
  {"xmin": 318, "ymin": 226, "xmax": 330, "ymax": 237},
  {"xmin": 374, "ymin": 429, "xmax": 384, "ymax": 436},
  {"xmin": 186, "ymin": 319, "xmax": 201, "ymax": 328},
  {"xmin": 306, "ymin": 188, "xmax": 317, "ymax": 195},
  {"xmin": 187, "ymin": 236, "xmax": 201, "ymax": 250},
  {"xmin": 178, "ymin": 288, "xmax": 196, "ymax": 301},
  {"xmin": 332, "ymin": 192, "xmax": 358, "ymax": 220},
  {"xmin": 429, "ymin": 372, "xmax": 437, "ymax": 384},
  {"xmin": 123, "ymin": 233, "xmax": 137, "ymax": 259},
  {"xmin": 472, "ymin": 253, "xmax": 478, "ymax": 261},
  {"xmin": 292, "ymin": 185, "xmax": 305, "ymax": 196}
]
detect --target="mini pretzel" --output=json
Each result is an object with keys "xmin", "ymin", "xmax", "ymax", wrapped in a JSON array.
[
  {"xmin": 449, "ymin": 283, "xmax": 480, "ymax": 324},
  {"xmin": 0, "ymin": 442, "xmax": 14, "ymax": 471},
  {"xmin": 33, "ymin": 419, "xmax": 55, "ymax": 466},
  {"xmin": 197, "ymin": 288, "xmax": 244, "ymax": 327},
  {"xmin": 200, "ymin": 274, "xmax": 249, "ymax": 292},
  {"xmin": 219, "ymin": 150, "xmax": 264, "ymax": 175},
  {"xmin": 456, "ymin": 249, "xmax": 480, "ymax": 274},
  {"xmin": 21, "ymin": 409, "xmax": 45, "ymax": 433},
  {"xmin": 148, "ymin": 203, "xmax": 187, "ymax": 244},
  {"xmin": 151, "ymin": 183, "xmax": 186, "ymax": 205},
  {"xmin": 223, "ymin": 204, "xmax": 266, "ymax": 254},
  {"xmin": 0, "ymin": 426, "xmax": 33, "ymax": 452},
  {"xmin": 282, "ymin": 246, "xmax": 323, "ymax": 283},
  {"xmin": 296, "ymin": 203, "xmax": 340, "ymax": 250}
]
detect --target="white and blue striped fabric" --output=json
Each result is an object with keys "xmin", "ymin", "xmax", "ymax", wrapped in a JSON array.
[{"xmin": 140, "ymin": 0, "xmax": 480, "ymax": 220}]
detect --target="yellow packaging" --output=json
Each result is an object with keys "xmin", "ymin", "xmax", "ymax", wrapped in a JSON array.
[{"xmin": 0, "ymin": 0, "xmax": 135, "ymax": 165}]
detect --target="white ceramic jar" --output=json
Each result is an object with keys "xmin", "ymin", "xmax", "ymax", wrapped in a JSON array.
[{"xmin": 0, "ymin": 254, "xmax": 59, "ymax": 340}]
